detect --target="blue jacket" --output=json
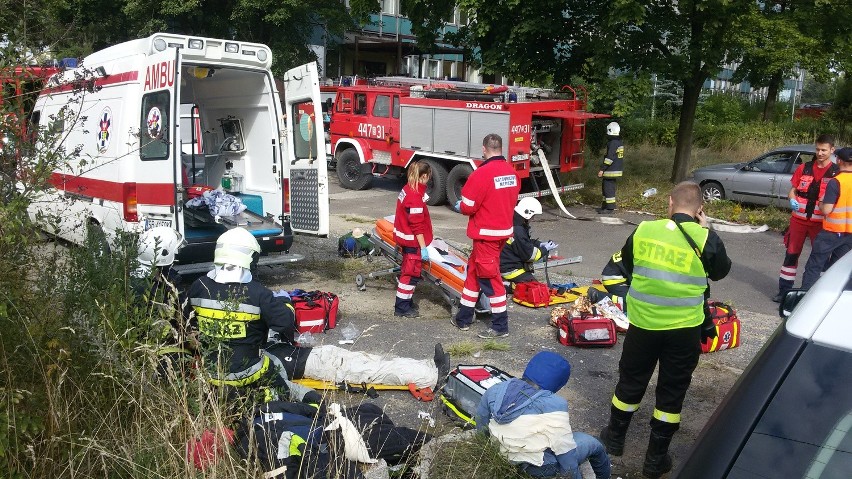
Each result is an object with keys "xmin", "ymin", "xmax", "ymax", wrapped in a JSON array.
[{"xmin": 476, "ymin": 378, "xmax": 581, "ymax": 477}]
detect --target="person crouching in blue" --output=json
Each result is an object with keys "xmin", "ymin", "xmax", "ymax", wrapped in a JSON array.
[{"xmin": 476, "ymin": 352, "xmax": 611, "ymax": 479}]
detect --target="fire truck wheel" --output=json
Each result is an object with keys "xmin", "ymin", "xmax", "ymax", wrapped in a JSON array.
[
  {"xmin": 446, "ymin": 164, "xmax": 473, "ymax": 207},
  {"xmin": 336, "ymin": 149, "xmax": 372, "ymax": 190},
  {"xmin": 422, "ymin": 159, "xmax": 447, "ymax": 206}
]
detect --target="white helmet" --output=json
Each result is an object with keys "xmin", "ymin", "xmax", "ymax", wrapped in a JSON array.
[
  {"xmin": 214, "ymin": 227, "xmax": 261, "ymax": 269},
  {"xmin": 138, "ymin": 227, "xmax": 185, "ymax": 268},
  {"xmin": 606, "ymin": 121, "xmax": 621, "ymax": 136},
  {"xmin": 515, "ymin": 197, "xmax": 543, "ymax": 220}
]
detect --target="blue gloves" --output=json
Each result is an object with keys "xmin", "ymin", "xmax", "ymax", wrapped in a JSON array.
[
  {"xmin": 421, "ymin": 247, "xmax": 429, "ymax": 261},
  {"xmin": 789, "ymin": 198, "xmax": 800, "ymax": 211},
  {"xmin": 454, "ymin": 200, "xmax": 462, "ymax": 212},
  {"xmin": 539, "ymin": 240, "xmax": 558, "ymax": 251}
]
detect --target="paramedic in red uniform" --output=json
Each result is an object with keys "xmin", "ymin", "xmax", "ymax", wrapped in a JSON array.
[
  {"xmin": 453, "ymin": 134, "xmax": 520, "ymax": 339},
  {"xmin": 773, "ymin": 134, "xmax": 838, "ymax": 302},
  {"xmin": 393, "ymin": 160, "xmax": 433, "ymax": 317}
]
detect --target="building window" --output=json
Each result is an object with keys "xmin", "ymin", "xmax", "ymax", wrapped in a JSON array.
[
  {"xmin": 454, "ymin": 7, "xmax": 468, "ymax": 25},
  {"xmin": 381, "ymin": 0, "xmax": 396, "ymax": 14}
]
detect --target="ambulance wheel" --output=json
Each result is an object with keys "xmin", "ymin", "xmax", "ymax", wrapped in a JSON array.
[
  {"xmin": 446, "ymin": 164, "xmax": 473, "ymax": 207},
  {"xmin": 336, "ymin": 149, "xmax": 372, "ymax": 190},
  {"xmin": 422, "ymin": 159, "xmax": 447, "ymax": 206}
]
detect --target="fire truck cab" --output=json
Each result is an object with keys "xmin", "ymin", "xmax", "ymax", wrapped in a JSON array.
[
  {"xmin": 26, "ymin": 34, "xmax": 329, "ymax": 271},
  {"xmin": 329, "ymin": 79, "xmax": 607, "ymax": 206}
]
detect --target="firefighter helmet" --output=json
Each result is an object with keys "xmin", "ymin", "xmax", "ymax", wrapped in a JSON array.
[
  {"xmin": 138, "ymin": 227, "xmax": 185, "ymax": 268},
  {"xmin": 606, "ymin": 121, "xmax": 621, "ymax": 136},
  {"xmin": 515, "ymin": 197, "xmax": 543, "ymax": 220},
  {"xmin": 214, "ymin": 227, "xmax": 260, "ymax": 269}
]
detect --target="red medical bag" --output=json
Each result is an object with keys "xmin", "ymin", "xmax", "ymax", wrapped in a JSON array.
[
  {"xmin": 512, "ymin": 281, "xmax": 551, "ymax": 308},
  {"xmin": 557, "ymin": 314, "xmax": 617, "ymax": 348},
  {"xmin": 701, "ymin": 301, "xmax": 741, "ymax": 353},
  {"xmin": 291, "ymin": 291, "xmax": 339, "ymax": 334}
]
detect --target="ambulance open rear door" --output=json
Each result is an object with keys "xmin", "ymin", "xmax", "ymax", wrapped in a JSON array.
[
  {"xmin": 139, "ymin": 47, "xmax": 183, "ymax": 235},
  {"xmin": 282, "ymin": 62, "xmax": 329, "ymax": 237}
]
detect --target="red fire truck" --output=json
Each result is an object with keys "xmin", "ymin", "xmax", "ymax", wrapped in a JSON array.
[
  {"xmin": 328, "ymin": 78, "xmax": 608, "ymax": 205},
  {"xmin": 1, "ymin": 65, "xmax": 60, "ymax": 154}
]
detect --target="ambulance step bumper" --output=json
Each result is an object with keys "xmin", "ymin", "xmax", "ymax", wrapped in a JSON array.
[{"xmin": 173, "ymin": 253, "xmax": 305, "ymax": 275}]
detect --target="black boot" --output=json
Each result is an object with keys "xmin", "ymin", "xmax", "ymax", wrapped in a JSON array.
[
  {"xmin": 599, "ymin": 412, "xmax": 632, "ymax": 456},
  {"xmin": 434, "ymin": 343, "xmax": 451, "ymax": 390},
  {"xmin": 642, "ymin": 432, "xmax": 674, "ymax": 478}
]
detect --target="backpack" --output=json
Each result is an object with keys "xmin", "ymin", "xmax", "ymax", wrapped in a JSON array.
[{"xmin": 337, "ymin": 231, "xmax": 373, "ymax": 257}]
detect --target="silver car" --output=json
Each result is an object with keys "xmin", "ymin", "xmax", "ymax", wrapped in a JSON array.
[{"xmin": 690, "ymin": 144, "xmax": 821, "ymax": 206}]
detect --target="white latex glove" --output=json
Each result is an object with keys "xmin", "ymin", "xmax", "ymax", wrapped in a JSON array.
[{"xmin": 540, "ymin": 240, "xmax": 558, "ymax": 251}]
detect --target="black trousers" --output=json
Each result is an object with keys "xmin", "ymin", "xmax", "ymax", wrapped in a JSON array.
[
  {"xmin": 613, "ymin": 324, "xmax": 701, "ymax": 436},
  {"xmin": 601, "ymin": 178, "xmax": 618, "ymax": 209}
]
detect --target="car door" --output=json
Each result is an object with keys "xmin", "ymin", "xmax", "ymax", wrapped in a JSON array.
[
  {"xmin": 283, "ymin": 62, "xmax": 329, "ymax": 236},
  {"xmin": 729, "ymin": 151, "xmax": 796, "ymax": 205}
]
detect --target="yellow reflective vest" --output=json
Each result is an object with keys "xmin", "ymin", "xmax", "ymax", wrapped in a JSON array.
[{"xmin": 627, "ymin": 219, "xmax": 709, "ymax": 330}]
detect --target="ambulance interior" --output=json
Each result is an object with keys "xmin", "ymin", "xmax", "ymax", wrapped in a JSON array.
[{"xmin": 177, "ymin": 65, "xmax": 285, "ymax": 244}]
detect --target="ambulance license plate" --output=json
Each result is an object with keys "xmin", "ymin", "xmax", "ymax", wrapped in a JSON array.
[{"xmin": 144, "ymin": 219, "xmax": 173, "ymax": 230}]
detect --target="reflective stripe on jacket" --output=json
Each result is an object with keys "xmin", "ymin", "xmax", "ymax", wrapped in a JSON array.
[
  {"xmin": 187, "ymin": 276, "xmax": 296, "ymax": 381},
  {"xmin": 600, "ymin": 137, "xmax": 624, "ymax": 178},
  {"xmin": 459, "ymin": 156, "xmax": 520, "ymax": 240},
  {"xmin": 627, "ymin": 219, "xmax": 709, "ymax": 330},
  {"xmin": 793, "ymin": 161, "xmax": 839, "ymax": 221},
  {"xmin": 824, "ymin": 173, "xmax": 852, "ymax": 233}
]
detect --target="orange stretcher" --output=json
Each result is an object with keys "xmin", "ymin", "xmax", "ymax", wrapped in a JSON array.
[
  {"xmin": 355, "ymin": 216, "xmax": 582, "ymax": 315},
  {"xmin": 355, "ymin": 217, "xmax": 470, "ymax": 316}
]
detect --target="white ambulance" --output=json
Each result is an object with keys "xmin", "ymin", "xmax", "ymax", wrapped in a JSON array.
[{"xmin": 27, "ymin": 33, "xmax": 329, "ymax": 271}]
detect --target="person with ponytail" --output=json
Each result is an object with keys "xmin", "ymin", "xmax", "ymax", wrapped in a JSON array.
[{"xmin": 392, "ymin": 161, "xmax": 434, "ymax": 317}]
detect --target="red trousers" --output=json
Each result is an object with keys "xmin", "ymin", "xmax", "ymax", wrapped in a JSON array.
[
  {"xmin": 455, "ymin": 239, "xmax": 509, "ymax": 333},
  {"xmin": 778, "ymin": 216, "xmax": 822, "ymax": 293},
  {"xmin": 394, "ymin": 247, "xmax": 422, "ymax": 315}
]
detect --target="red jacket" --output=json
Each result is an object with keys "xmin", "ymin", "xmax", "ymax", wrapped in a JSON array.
[
  {"xmin": 459, "ymin": 156, "xmax": 520, "ymax": 240},
  {"xmin": 394, "ymin": 183, "xmax": 433, "ymax": 247}
]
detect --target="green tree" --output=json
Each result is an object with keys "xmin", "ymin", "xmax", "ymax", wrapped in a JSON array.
[{"xmin": 731, "ymin": 1, "xmax": 850, "ymax": 121}]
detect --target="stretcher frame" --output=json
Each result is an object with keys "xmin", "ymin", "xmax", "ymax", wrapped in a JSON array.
[{"xmin": 355, "ymin": 217, "xmax": 582, "ymax": 316}]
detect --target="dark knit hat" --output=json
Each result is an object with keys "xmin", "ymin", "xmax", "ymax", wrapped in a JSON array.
[
  {"xmin": 522, "ymin": 351, "xmax": 571, "ymax": 393},
  {"xmin": 835, "ymin": 147, "xmax": 852, "ymax": 163}
]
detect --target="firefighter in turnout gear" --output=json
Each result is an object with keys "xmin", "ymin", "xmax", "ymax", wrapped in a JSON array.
[
  {"xmin": 597, "ymin": 122, "xmax": 624, "ymax": 214},
  {"xmin": 500, "ymin": 197, "xmax": 558, "ymax": 287},
  {"xmin": 393, "ymin": 160, "xmax": 434, "ymax": 317},
  {"xmin": 599, "ymin": 182, "xmax": 731, "ymax": 478},
  {"xmin": 598, "ymin": 251, "xmax": 631, "ymax": 312},
  {"xmin": 773, "ymin": 134, "xmax": 838, "ymax": 302},
  {"xmin": 453, "ymin": 133, "xmax": 521, "ymax": 339},
  {"xmin": 802, "ymin": 147, "xmax": 852, "ymax": 289},
  {"xmin": 185, "ymin": 228, "xmax": 319, "ymax": 403}
]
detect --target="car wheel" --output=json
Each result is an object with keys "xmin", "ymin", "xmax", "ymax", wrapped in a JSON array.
[
  {"xmin": 336, "ymin": 149, "xmax": 372, "ymax": 190},
  {"xmin": 701, "ymin": 181, "xmax": 725, "ymax": 202},
  {"xmin": 422, "ymin": 159, "xmax": 448, "ymax": 206}
]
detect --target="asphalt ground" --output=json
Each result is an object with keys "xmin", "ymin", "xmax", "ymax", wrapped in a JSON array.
[{"xmin": 253, "ymin": 175, "xmax": 806, "ymax": 478}]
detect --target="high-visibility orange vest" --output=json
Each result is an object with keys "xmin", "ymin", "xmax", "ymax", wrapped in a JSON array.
[{"xmin": 824, "ymin": 172, "xmax": 852, "ymax": 234}]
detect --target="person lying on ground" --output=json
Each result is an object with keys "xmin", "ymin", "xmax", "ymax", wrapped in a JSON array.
[
  {"xmin": 264, "ymin": 340, "xmax": 451, "ymax": 391},
  {"xmin": 476, "ymin": 351, "xmax": 611, "ymax": 479}
]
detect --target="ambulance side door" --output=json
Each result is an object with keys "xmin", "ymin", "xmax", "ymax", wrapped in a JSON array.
[{"xmin": 282, "ymin": 62, "xmax": 329, "ymax": 236}]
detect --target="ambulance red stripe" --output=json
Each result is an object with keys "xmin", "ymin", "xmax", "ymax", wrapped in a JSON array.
[
  {"xmin": 49, "ymin": 173, "xmax": 175, "ymax": 206},
  {"xmin": 41, "ymin": 71, "xmax": 140, "ymax": 95}
]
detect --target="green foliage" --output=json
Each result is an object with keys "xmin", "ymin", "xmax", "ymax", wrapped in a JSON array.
[
  {"xmin": 429, "ymin": 432, "xmax": 531, "ymax": 479},
  {"xmin": 696, "ymin": 94, "xmax": 747, "ymax": 125}
]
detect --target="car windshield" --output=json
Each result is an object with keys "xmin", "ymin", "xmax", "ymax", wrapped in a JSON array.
[
  {"xmin": 748, "ymin": 152, "xmax": 795, "ymax": 173},
  {"xmin": 728, "ymin": 342, "xmax": 852, "ymax": 478}
]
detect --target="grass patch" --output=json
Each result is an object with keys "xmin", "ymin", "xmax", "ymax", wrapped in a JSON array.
[
  {"xmin": 562, "ymin": 142, "xmax": 793, "ymax": 230},
  {"xmin": 338, "ymin": 214, "xmax": 376, "ymax": 224},
  {"xmin": 447, "ymin": 340, "xmax": 511, "ymax": 358},
  {"xmin": 429, "ymin": 431, "xmax": 531, "ymax": 479}
]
